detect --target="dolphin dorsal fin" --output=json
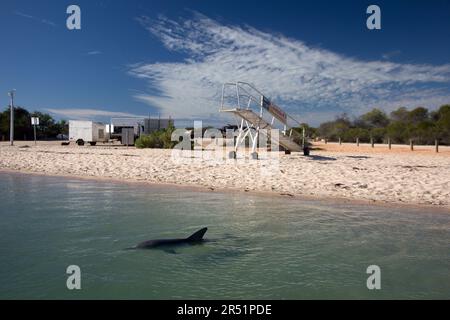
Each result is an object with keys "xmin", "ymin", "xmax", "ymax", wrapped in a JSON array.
[{"xmin": 187, "ymin": 227, "xmax": 208, "ymax": 241}]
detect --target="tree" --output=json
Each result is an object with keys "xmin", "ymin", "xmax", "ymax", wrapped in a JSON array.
[
  {"xmin": 408, "ymin": 107, "xmax": 429, "ymax": 124},
  {"xmin": 313, "ymin": 105, "xmax": 450, "ymax": 145},
  {"xmin": 0, "ymin": 106, "xmax": 33, "ymax": 140},
  {"xmin": 342, "ymin": 127, "xmax": 370, "ymax": 142},
  {"xmin": 0, "ymin": 107, "xmax": 67, "ymax": 141},
  {"xmin": 318, "ymin": 114, "xmax": 351, "ymax": 140},
  {"xmin": 386, "ymin": 121, "xmax": 408, "ymax": 144},
  {"xmin": 293, "ymin": 123, "xmax": 317, "ymax": 139},
  {"xmin": 435, "ymin": 105, "xmax": 450, "ymax": 144},
  {"xmin": 390, "ymin": 107, "xmax": 409, "ymax": 122},
  {"xmin": 32, "ymin": 111, "xmax": 56, "ymax": 139},
  {"xmin": 359, "ymin": 108, "xmax": 390, "ymax": 128}
]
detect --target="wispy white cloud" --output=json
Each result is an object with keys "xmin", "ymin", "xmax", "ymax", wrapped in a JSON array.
[
  {"xmin": 14, "ymin": 11, "xmax": 57, "ymax": 27},
  {"xmin": 86, "ymin": 50, "xmax": 102, "ymax": 55},
  {"xmin": 382, "ymin": 50, "xmax": 401, "ymax": 60},
  {"xmin": 14, "ymin": 11, "xmax": 33, "ymax": 19},
  {"xmin": 44, "ymin": 108, "xmax": 144, "ymax": 121},
  {"xmin": 130, "ymin": 13, "xmax": 450, "ymax": 125},
  {"xmin": 41, "ymin": 19, "xmax": 56, "ymax": 27}
]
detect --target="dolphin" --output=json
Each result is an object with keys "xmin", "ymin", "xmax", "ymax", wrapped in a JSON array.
[{"xmin": 128, "ymin": 227, "xmax": 208, "ymax": 252}]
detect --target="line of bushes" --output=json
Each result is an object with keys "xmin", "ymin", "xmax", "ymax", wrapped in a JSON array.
[{"xmin": 313, "ymin": 105, "xmax": 450, "ymax": 145}]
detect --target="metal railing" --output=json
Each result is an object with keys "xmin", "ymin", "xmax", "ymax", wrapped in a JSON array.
[{"xmin": 220, "ymin": 81, "xmax": 304, "ymax": 141}]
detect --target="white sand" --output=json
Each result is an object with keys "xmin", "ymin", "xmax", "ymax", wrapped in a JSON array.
[{"xmin": 1, "ymin": 141, "xmax": 449, "ymax": 208}]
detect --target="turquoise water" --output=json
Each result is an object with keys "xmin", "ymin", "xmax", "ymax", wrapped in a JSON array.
[{"xmin": 0, "ymin": 172, "xmax": 449, "ymax": 299}]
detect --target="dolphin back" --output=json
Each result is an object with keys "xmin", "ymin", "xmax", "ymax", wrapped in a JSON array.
[
  {"xmin": 186, "ymin": 227, "xmax": 208, "ymax": 242},
  {"xmin": 130, "ymin": 227, "xmax": 208, "ymax": 250}
]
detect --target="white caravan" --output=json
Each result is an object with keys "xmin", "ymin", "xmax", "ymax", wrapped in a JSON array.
[{"xmin": 69, "ymin": 120, "xmax": 107, "ymax": 146}]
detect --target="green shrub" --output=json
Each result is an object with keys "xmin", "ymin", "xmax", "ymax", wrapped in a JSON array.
[
  {"xmin": 135, "ymin": 134, "xmax": 162, "ymax": 148},
  {"xmin": 135, "ymin": 125, "xmax": 177, "ymax": 149}
]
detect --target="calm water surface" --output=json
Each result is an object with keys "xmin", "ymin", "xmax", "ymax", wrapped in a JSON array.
[{"xmin": 0, "ymin": 172, "xmax": 449, "ymax": 299}]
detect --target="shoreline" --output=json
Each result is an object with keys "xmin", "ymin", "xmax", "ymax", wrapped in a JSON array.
[
  {"xmin": 2, "ymin": 168, "xmax": 449, "ymax": 213},
  {"xmin": 1, "ymin": 142, "xmax": 449, "ymax": 211}
]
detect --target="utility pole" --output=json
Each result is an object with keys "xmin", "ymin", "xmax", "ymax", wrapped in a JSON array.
[{"xmin": 8, "ymin": 90, "xmax": 16, "ymax": 146}]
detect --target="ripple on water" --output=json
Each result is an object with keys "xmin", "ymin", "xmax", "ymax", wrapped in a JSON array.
[{"xmin": 0, "ymin": 172, "xmax": 449, "ymax": 299}]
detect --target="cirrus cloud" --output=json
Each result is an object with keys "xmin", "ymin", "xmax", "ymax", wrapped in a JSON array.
[{"xmin": 130, "ymin": 12, "xmax": 450, "ymax": 125}]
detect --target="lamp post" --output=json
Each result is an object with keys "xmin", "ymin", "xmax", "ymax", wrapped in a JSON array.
[{"xmin": 8, "ymin": 90, "xmax": 16, "ymax": 146}]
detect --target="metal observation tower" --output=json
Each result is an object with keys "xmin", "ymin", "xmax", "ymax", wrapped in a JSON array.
[{"xmin": 220, "ymin": 82, "xmax": 304, "ymax": 158}]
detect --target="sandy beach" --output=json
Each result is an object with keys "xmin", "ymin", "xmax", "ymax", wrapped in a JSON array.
[{"xmin": 0, "ymin": 141, "xmax": 449, "ymax": 209}]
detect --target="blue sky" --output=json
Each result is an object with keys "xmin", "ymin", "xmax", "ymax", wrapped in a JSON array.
[{"xmin": 1, "ymin": 0, "xmax": 450, "ymax": 126}]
